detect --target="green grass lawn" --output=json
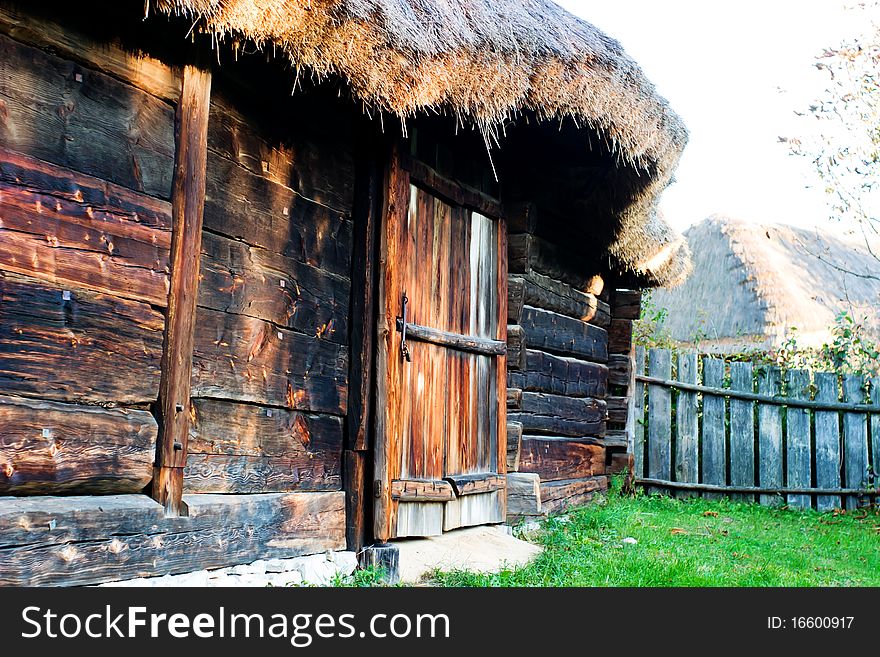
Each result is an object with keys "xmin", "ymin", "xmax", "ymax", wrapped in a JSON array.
[{"xmin": 429, "ymin": 480, "xmax": 880, "ymax": 587}]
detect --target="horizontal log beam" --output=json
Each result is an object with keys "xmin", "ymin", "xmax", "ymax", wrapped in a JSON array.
[
  {"xmin": 508, "ymin": 272, "xmax": 610, "ymax": 327},
  {"xmin": 0, "ymin": 395, "xmax": 156, "ymax": 495},
  {"xmin": 0, "ymin": 491, "xmax": 346, "ymax": 586},
  {"xmin": 520, "ymin": 306, "xmax": 608, "ymax": 363}
]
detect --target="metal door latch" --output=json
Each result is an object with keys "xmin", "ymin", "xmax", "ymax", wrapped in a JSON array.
[{"xmin": 400, "ymin": 293, "xmax": 411, "ymax": 362}]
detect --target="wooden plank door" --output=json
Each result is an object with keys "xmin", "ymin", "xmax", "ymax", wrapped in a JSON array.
[{"xmin": 374, "ymin": 148, "xmax": 507, "ymax": 540}]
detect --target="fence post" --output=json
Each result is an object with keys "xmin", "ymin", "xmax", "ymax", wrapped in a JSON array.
[
  {"xmin": 675, "ymin": 351, "xmax": 699, "ymax": 497},
  {"xmin": 701, "ymin": 356, "xmax": 726, "ymax": 499},
  {"xmin": 647, "ymin": 348, "xmax": 672, "ymax": 494},
  {"xmin": 871, "ymin": 382, "xmax": 880, "ymax": 507},
  {"xmin": 757, "ymin": 366, "xmax": 783, "ymax": 507},
  {"xmin": 786, "ymin": 369, "xmax": 812, "ymax": 510},
  {"xmin": 729, "ymin": 361, "xmax": 755, "ymax": 502},
  {"xmin": 842, "ymin": 374, "xmax": 870, "ymax": 510},
  {"xmin": 814, "ymin": 372, "xmax": 842, "ymax": 511},
  {"xmin": 633, "ymin": 346, "xmax": 646, "ymax": 478}
]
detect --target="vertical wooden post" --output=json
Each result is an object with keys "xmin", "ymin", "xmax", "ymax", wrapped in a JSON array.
[{"xmin": 152, "ymin": 59, "xmax": 212, "ymax": 517}]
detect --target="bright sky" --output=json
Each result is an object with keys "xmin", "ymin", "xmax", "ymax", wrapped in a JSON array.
[{"xmin": 556, "ymin": 0, "xmax": 870, "ymax": 232}]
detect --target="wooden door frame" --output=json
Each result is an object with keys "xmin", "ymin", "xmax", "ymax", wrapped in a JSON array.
[{"xmin": 371, "ymin": 141, "xmax": 508, "ymax": 543}]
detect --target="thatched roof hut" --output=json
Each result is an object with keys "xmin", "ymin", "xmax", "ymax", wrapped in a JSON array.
[
  {"xmin": 0, "ymin": 0, "xmax": 687, "ymax": 584},
  {"xmin": 652, "ymin": 215, "xmax": 880, "ymax": 352},
  {"xmin": 154, "ymin": 0, "xmax": 691, "ymax": 286}
]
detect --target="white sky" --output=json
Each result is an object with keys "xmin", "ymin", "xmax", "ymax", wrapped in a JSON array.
[{"xmin": 556, "ymin": 0, "xmax": 870, "ymax": 231}]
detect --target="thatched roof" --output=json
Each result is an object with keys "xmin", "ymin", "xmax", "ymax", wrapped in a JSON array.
[
  {"xmin": 652, "ymin": 215, "xmax": 880, "ymax": 352},
  {"xmin": 151, "ymin": 0, "xmax": 690, "ymax": 286}
]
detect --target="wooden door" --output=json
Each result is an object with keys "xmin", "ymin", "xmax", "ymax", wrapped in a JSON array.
[{"xmin": 374, "ymin": 149, "xmax": 507, "ymax": 540}]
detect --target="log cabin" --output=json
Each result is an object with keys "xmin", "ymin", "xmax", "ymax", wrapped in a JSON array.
[{"xmin": 0, "ymin": 0, "xmax": 690, "ymax": 585}]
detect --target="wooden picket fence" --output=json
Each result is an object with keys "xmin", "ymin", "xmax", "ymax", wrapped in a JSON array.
[{"xmin": 632, "ymin": 347, "xmax": 880, "ymax": 510}]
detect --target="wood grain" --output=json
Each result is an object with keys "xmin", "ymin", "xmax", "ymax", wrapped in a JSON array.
[
  {"xmin": 520, "ymin": 306, "xmax": 608, "ymax": 363},
  {"xmin": 0, "ymin": 395, "xmax": 156, "ymax": 495},
  {"xmin": 0, "ymin": 147, "xmax": 171, "ymax": 305},
  {"xmin": 508, "ymin": 349, "xmax": 608, "ymax": 398},
  {"xmin": 814, "ymin": 371, "xmax": 841, "ymax": 511},
  {"xmin": 153, "ymin": 61, "xmax": 212, "ymax": 516},
  {"xmin": 785, "ymin": 369, "xmax": 812, "ymax": 510},
  {"xmin": 190, "ymin": 306, "xmax": 348, "ymax": 415},
  {"xmin": 0, "ymin": 491, "xmax": 345, "ymax": 586},
  {"xmin": 519, "ymin": 436, "xmax": 605, "ymax": 481},
  {"xmin": 0, "ymin": 271, "xmax": 164, "ymax": 404},
  {"xmin": 757, "ymin": 366, "xmax": 784, "ymax": 506},
  {"xmin": 0, "ymin": 32, "xmax": 175, "ymax": 198}
]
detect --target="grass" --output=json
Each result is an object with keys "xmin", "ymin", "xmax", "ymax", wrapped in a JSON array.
[{"xmin": 429, "ymin": 480, "xmax": 880, "ymax": 587}]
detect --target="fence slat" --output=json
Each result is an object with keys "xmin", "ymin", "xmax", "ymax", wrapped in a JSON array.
[
  {"xmin": 786, "ymin": 369, "xmax": 812, "ymax": 510},
  {"xmin": 843, "ymin": 374, "xmax": 869, "ymax": 510},
  {"xmin": 814, "ymin": 372, "xmax": 842, "ymax": 511},
  {"xmin": 701, "ymin": 357, "xmax": 726, "ymax": 499},
  {"xmin": 757, "ymin": 366, "xmax": 783, "ymax": 507},
  {"xmin": 729, "ymin": 361, "xmax": 755, "ymax": 502},
  {"xmin": 674, "ymin": 352, "xmax": 698, "ymax": 497},
  {"xmin": 871, "ymin": 383, "xmax": 880, "ymax": 506},
  {"xmin": 633, "ymin": 346, "xmax": 646, "ymax": 478},
  {"xmin": 647, "ymin": 348, "xmax": 672, "ymax": 494}
]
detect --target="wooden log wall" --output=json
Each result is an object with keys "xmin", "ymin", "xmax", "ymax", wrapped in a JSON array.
[
  {"xmin": 184, "ymin": 80, "xmax": 355, "ymax": 495},
  {"xmin": 0, "ymin": 5, "xmax": 361, "ymax": 584},
  {"xmin": 0, "ymin": 8, "xmax": 355, "ymax": 496},
  {"xmin": 0, "ymin": 19, "xmax": 175, "ymax": 495},
  {"xmin": 505, "ymin": 203, "xmax": 611, "ymax": 515}
]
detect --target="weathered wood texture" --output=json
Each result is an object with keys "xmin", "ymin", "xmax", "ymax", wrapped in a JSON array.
[
  {"xmin": 701, "ymin": 356, "xmax": 726, "ymax": 498},
  {"xmin": 508, "ymin": 392, "xmax": 605, "ymax": 438},
  {"xmin": 375, "ymin": 153, "xmax": 506, "ymax": 539},
  {"xmin": 0, "ymin": 271, "xmax": 164, "ymax": 404},
  {"xmin": 785, "ymin": 369, "xmax": 812, "ymax": 510},
  {"xmin": 729, "ymin": 361, "xmax": 755, "ymax": 502},
  {"xmin": 0, "ymin": 32, "xmax": 175, "ymax": 198},
  {"xmin": 608, "ymin": 319, "xmax": 633, "ymax": 355},
  {"xmin": 190, "ymin": 307, "xmax": 348, "ymax": 414},
  {"xmin": 184, "ymin": 84, "xmax": 357, "ymax": 497},
  {"xmin": 506, "ymin": 472, "xmax": 541, "ymax": 518},
  {"xmin": 185, "ymin": 398, "xmax": 342, "ymax": 493},
  {"xmin": 203, "ymin": 97, "xmax": 354, "ymax": 276},
  {"xmin": 153, "ymin": 61, "xmax": 212, "ymax": 515},
  {"xmin": 539, "ymin": 476, "xmax": 607, "ymax": 515},
  {"xmin": 639, "ymin": 348, "xmax": 874, "ymax": 509},
  {"xmin": 344, "ymin": 449, "xmax": 366, "ymax": 550},
  {"xmin": 506, "ymin": 325, "xmax": 527, "ymax": 370},
  {"xmin": 674, "ymin": 352, "xmax": 698, "ymax": 497},
  {"xmin": 842, "ymin": 374, "xmax": 869, "ymax": 510},
  {"xmin": 508, "ymin": 350, "xmax": 607, "ymax": 398},
  {"xmin": 633, "ymin": 346, "xmax": 646, "ymax": 477},
  {"xmin": 757, "ymin": 366, "xmax": 783, "ymax": 507},
  {"xmin": 506, "ymin": 421, "xmax": 523, "ymax": 472},
  {"xmin": 391, "ymin": 479, "xmax": 456, "ymax": 502},
  {"xmin": 814, "ymin": 372, "xmax": 841, "ymax": 512},
  {"xmin": 0, "ymin": 4, "xmax": 181, "ymax": 102},
  {"xmin": 508, "ymin": 234, "xmax": 600, "ymax": 290},
  {"xmin": 608, "ymin": 354, "xmax": 631, "ymax": 387},
  {"xmin": 610, "ymin": 289, "xmax": 642, "ymax": 320},
  {"xmin": 646, "ymin": 348, "xmax": 671, "ymax": 493},
  {"xmin": 518, "ymin": 436, "xmax": 605, "ymax": 482},
  {"xmin": 520, "ymin": 306, "xmax": 608, "ymax": 363},
  {"xmin": 199, "ymin": 231, "xmax": 349, "ymax": 344},
  {"xmin": 0, "ymin": 395, "xmax": 156, "ymax": 495},
  {"xmin": 508, "ymin": 272, "xmax": 609, "ymax": 326},
  {"xmin": 445, "ymin": 473, "xmax": 505, "ymax": 496},
  {"xmin": 0, "ymin": 148, "xmax": 171, "ymax": 305},
  {"xmin": 0, "ymin": 491, "xmax": 345, "ymax": 586}
]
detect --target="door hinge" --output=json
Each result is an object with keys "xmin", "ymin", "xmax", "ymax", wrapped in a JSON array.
[{"xmin": 373, "ymin": 480, "xmax": 385, "ymax": 499}]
